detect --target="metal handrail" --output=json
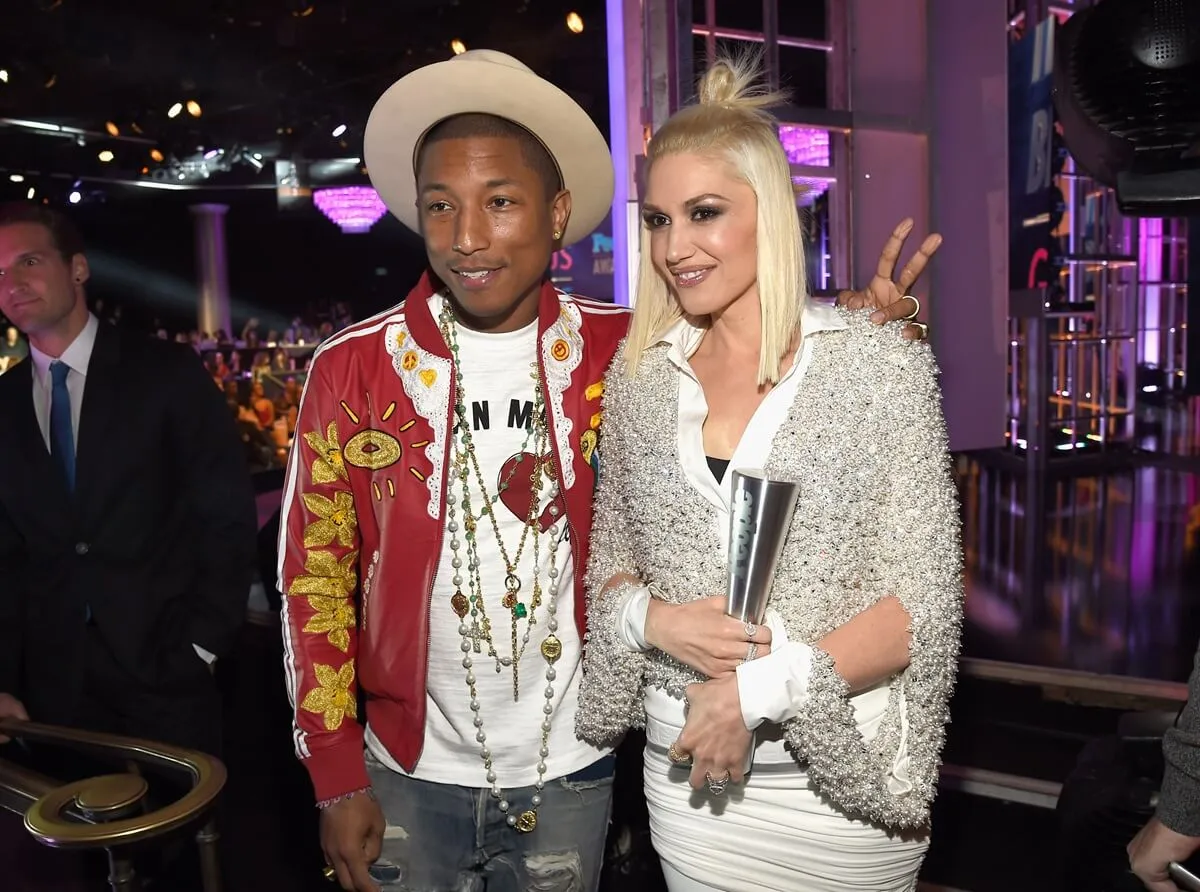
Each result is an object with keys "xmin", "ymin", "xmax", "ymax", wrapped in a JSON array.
[{"xmin": 0, "ymin": 718, "xmax": 226, "ymax": 891}]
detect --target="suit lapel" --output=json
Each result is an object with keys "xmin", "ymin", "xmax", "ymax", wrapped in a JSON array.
[{"xmin": 74, "ymin": 322, "xmax": 122, "ymax": 507}]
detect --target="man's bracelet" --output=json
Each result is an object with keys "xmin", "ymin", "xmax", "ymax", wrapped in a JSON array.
[{"xmin": 315, "ymin": 786, "xmax": 374, "ymax": 810}]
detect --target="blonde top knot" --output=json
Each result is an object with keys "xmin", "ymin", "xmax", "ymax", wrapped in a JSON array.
[{"xmin": 695, "ymin": 52, "xmax": 789, "ymax": 111}]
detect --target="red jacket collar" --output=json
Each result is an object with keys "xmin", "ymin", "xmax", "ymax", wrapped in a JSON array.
[{"xmin": 403, "ymin": 272, "xmax": 565, "ymax": 359}]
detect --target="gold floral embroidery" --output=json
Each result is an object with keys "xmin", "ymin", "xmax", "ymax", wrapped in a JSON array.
[
  {"xmin": 303, "ymin": 596, "xmax": 356, "ymax": 652},
  {"xmin": 300, "ymin": 661, "xmax": 357, "ymax": 730},
  {"xmin": 289, "ymin": 550, "xmax": 359, "ymax": 599},
  {"xmin": 303, "ymin": 422, "xmax": 348, "ymax": 484},
  {"xmin": 301, "ymin": 491, "xmax": 358, "ymax": 548}
]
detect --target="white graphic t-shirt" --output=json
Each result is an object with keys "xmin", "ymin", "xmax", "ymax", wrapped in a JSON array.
[{"xmin": 366, "ymin": 298, "xmax": 606, "ymax": 787}]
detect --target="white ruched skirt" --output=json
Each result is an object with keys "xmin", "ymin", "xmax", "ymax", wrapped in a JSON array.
[{"xmin": 642, "ymin": 685, "xmax": 929, "ymax": 892}]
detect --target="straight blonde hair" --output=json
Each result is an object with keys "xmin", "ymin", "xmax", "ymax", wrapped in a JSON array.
[{"xmin": 623, "ymin": 53, "xmax": 807, "ymax": 386}]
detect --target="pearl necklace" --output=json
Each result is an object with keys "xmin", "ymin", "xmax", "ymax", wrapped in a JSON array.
[{"xmin": 440, "ymin": 301, "xmax": 565, "ymax": 833}]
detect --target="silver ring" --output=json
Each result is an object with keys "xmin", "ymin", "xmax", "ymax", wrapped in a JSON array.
[
  {"xmin": 744, "ymin": 642, "xmax": 758, "ymax": 663},
  {"xmin": 705, "ymin": 770, "xmax": 730, "ymax": 796},
  {"xmin": 744, "ymin": 622, "xmax": 757, "ymax": 640}
]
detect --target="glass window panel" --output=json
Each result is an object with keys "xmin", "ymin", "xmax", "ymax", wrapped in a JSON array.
[
  {"xmin": 778, "ymin": 46, "xmax": 827, "ymax": 108},
  {"xmin": 778, "ymin": 1, "xmax": 827, "ymax": 41},
  {"xmin": 715, "ymin": 0, "xmax": 764, "ymax": 34},
  {"xmin": 802, "ymin": 191, "xmax": 835, "ymax": 294}
]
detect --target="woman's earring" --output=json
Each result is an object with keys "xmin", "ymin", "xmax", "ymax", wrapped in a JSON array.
[{"xmin": 553, "ymin": 230, "xmax": 562, "ymax": 241}]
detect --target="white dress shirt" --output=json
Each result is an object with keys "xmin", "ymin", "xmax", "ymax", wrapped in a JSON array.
[
  {"xmin": 29, "ymin": 313, "xmax": 99, "ymax": 451},
  {"xmin": 29, "ymin": 315, "xmax": 216, "ymax": 665}
]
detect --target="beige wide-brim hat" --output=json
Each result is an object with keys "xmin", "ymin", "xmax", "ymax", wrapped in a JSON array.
[{"xmin": 363, "ymin": 49, "xmax": 614, "ymax": 247}]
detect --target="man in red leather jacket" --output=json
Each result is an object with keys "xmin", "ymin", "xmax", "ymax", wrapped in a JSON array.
[{"xmin": 278, "ymin": 49, "xmax": 936, "ymax": 892}]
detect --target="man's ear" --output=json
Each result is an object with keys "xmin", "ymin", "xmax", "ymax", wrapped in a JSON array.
[
  {"xmin": 71, "ymin": 254, "xmax": 90, "ymax": 285},
  {"xmin": 552, "ymin": 189, "xmax": 573, "ymax": 242}
]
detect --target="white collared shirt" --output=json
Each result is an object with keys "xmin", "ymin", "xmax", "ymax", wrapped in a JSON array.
[
  {"xmin": 28, "ymin": 313, "xmax": 100, "ymax": 451},
  {"xmin": 658, "ymin": 299, "xmax": 847, "ymax": 554}
]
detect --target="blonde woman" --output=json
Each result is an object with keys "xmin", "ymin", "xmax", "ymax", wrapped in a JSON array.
[{"xmin": 576, "ymin": 56, "xmax": 963, "ymax": 892}]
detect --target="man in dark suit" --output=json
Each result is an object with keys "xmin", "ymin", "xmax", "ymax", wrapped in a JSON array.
[{"xmin": 0, "ymin": 201, "xmax": 257, "ymax": 757}]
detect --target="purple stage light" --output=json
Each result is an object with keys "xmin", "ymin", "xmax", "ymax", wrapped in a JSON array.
[
  {"xmin": 313, "ymin": 186, "xmax": 388, "ymax": 234},
  {"xmin": 778, "ymin": 126, "xmax": 830, "ymax": 167}
]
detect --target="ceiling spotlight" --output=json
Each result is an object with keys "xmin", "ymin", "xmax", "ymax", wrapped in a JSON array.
[
  {"xmin": 105, "ymin": 121, "xmax": 119, "ymax": 137},
  {"xmin": 98, "ymin": 150, "xmax": 114, "ymax": 162},
  {"xmin": 26, "ymin": 187, "xmax": 34, "ymax": 200},
  {"xmin": 68, "ymin": 190, "xmax": 81, "ymax": 204},
  {"xmin": 9, "ymin": 174, "xmax": 24, "ymax": 183},
  {"xmin": 567, "ymin": 12, "xmax": 583, "ymax": 33},
  {"xmin": 150, "ymin": 148, "xmax": 164, "ymax": 162},
  {"xmin": 187, "ymin": 100, "xmax": 202, "ymax": 117},
  {"xmin": 44, "ymin": 73, "xmax": 56, "ymax": 88},
  {"xmin": 0, "ymin": 69, "xmax": 8, "ymax": 83},
  {"xmin": 451, "ymin": 39, "xmax": 466, "ymax": 55},
  {"xmin": 291, "ymin": 1, "xmax": 315, "ymax": 17},
  {"xmin": 332, "ymin": 123, "xmax": 347, "ymax": 138},
  {"xmin": 168, "ymin": 102, "xmax": 183, "ymax": 118}
]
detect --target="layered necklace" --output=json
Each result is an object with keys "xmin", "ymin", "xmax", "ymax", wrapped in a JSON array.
[{"xmin": 438, "ymin": 301, "xmax": 564, "ymax": 834}]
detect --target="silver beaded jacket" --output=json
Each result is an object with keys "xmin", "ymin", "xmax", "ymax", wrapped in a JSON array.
[{"xmin": 575, "ymin": 307, "xmax": 964, "ymax": 830}]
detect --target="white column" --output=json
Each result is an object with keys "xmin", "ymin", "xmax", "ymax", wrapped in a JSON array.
[{"xmin": 190, "ymin": 203, "xmax": 232, "ymax": 337}]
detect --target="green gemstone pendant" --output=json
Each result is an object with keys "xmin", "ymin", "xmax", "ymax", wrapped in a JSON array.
[{"xmin": 514, "ymin": 603, "xmax": 527, "ymax": 619}]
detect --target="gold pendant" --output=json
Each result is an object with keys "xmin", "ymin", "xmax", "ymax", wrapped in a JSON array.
[
  {"xmin": 450, "ymin": 592, "xmax": 469, "ymax": 618},
  {"xmin": 515, "ymin": 809, "xmax": 538, "ymax": 832},
  {"xmin": 540, "ymin": 635, "xmax": 562, "ymax": 663}
]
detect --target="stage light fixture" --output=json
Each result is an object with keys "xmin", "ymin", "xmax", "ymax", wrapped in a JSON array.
[
  {"xmin": 26, "ymin": 187, "xmax": 34, "ymax": 200},
  {"xmin": 451, "ymin": 39, "xmax": 466, "ymax": 55},
  {"xmin": 332, "ymin": 123, "xmax": 347, "ymax": 138},
  {"xmin": 98, "ymin": 150, "xmax": 114, "ymax": 162},
  {"xmin": 168, "ymin": 102, "xmax": 183, "ymax": 119},
  {"xmin": 0, "ymin": 70, "xmax": 8, "ymax": 83},
  {"xmin": 105, "ymin": 121, "xmax": 119, "ymax": 137},
  {"xmin": 9, "ymin": 174, "xmax": 23, "ymax": 182},
  {"xmin": 567, "ymin": 12, "xmax": 584, "ymax": 33},
  {"xmin": 187, "ymin": 100, "xmax": 202, "ymax": 117},
  {"xmin": 68, "ymin": 191, "xmax": 81, "ymax": 204},
  {"xmin": 150, "ymin": 148, "xmax": 164, "ymax": 162}
]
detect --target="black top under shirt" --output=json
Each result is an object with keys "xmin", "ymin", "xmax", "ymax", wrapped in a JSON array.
[{"xmin": 706, "ymin": 455, "xmax": 730, "ymax": 483}]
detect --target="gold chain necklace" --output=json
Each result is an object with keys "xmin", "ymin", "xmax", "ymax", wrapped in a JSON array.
[{"xmin": 438, "ymin": 300, "xmax": 565, "ymax": 834}]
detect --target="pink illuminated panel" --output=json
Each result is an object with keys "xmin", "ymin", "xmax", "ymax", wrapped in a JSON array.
[
  {"xmin": 778, "ymin": 125, "xmax": 830, "ymax": 167},
  {"xmin": 792, "ymin": 176, "xmax": 834, "ymax": 206},
  {"xmin": 313, "ymin": 186, "xmax": 388, "ymax": 234}
]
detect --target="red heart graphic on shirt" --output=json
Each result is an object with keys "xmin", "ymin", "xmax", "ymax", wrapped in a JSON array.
[{"xmin": 497, "ymin": 452, "xmax": 566, "ymax": 532}]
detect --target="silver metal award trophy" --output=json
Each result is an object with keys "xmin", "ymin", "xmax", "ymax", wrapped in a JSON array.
[{"xmin": 726, "ymin": 468, "xmax": 801, "ymax": 775}]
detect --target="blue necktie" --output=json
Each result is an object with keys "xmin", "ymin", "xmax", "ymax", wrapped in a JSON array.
[{"xmin": 50, "ymin": 360, "xmax": 76, "ymax": 491}]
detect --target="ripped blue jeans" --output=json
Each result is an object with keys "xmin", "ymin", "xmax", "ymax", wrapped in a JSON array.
[{"xmin": 364, "ymin": 751, "xmax": 615, "ymax": 892}]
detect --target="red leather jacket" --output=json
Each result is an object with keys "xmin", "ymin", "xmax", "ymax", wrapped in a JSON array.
[{"xmin": 279, "ymin": 274, "xmax": 630, "ymax": 802}]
